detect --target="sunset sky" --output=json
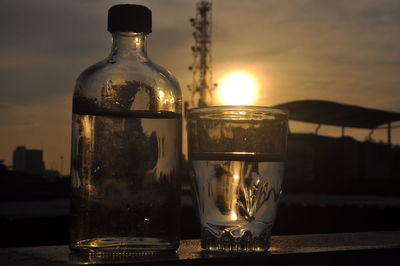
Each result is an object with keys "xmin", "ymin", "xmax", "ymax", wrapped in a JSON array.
[{"xmin": 0, "ymin": 0, "xmax": 399, "ymax": 174}]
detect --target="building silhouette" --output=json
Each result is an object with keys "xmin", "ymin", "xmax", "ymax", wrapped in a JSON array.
[
  {"xmin": 12, "ymin": 146, "xmax": 45, "ymax": 176},
  {"xmin": 273, "ymin": 100, "xmax": 400, "ymax": 182}
]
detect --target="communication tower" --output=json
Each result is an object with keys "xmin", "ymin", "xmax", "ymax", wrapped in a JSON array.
[{"xmin": 188, "ymin": 0, "xmax": 216, "ymax": 108}]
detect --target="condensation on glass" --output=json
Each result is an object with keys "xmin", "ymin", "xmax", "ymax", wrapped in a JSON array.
[
  {"xmin": 188, "ymin": 106, "xmax": 288, "ymax": 252},
  {"xmin": 69, "ymin": 5, "xmax": 182, "ymax": 254}
]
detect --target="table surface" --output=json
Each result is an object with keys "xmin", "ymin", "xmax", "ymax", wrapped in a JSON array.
[{"xmin": 1, "ymin": 231, "xmax": 400, "ymax": 265}]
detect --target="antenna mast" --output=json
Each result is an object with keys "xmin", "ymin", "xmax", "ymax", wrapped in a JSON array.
[{"xmin": 188, "ymin": 0, "xmax": 215, "ymax": 108}]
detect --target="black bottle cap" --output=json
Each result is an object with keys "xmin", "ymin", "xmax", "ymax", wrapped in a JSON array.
[{"xmin": 107, "ymin": 4, "xmax": 152, "ymax": 34}]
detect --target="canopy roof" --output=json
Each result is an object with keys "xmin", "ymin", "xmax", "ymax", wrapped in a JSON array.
[{"xmin": 272, "ymin": 100, "xmax": 400, "ymax": 129}]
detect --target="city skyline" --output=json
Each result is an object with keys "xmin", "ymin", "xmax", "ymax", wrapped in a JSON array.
[{"xmin": 1, "ymin": 0, "xmax": 400, "ymax": 174}]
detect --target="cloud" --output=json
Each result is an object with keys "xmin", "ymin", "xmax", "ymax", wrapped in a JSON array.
[
  {"xmin": 208, "ymin": 1, "xmax": 400, "ymax": 110},
  {"xmin": 1, "ymin": 0, "xmax": 399, "ymax": 105},
  {"xmin": 0, "ymin": 0, "xmax": 199, "ymax": 105},
  {"xmin": 0, "ymin": 103, "xmax": 32, "ymax": 126}
]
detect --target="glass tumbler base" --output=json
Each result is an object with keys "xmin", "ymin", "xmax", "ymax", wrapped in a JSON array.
[{"xmin": 200, "ymin": 229, "xmax": 270, "ymax": 252}]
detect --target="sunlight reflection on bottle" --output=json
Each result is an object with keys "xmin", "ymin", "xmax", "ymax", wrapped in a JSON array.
[{"xmin": 230, "ymin": 211, "xmax": 237, "ymax": 221}]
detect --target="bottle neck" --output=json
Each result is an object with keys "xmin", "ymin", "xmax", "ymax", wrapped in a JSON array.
[{"xmin": 109, "ymin": 32, "xmax": 148, "ymax": 61}]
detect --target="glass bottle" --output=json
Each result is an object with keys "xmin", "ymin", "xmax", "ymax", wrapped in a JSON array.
[{"xmin": 69, "ymin": 4, "xmax": 182, "ymax": 254}]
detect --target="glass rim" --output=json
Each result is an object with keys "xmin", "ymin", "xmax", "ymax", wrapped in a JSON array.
[{"xmin": 188, "ymin": 105, "xmax": 287, "ymax": 116}]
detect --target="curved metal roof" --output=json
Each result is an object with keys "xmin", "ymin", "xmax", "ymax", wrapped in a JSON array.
[{"xmin": 273, "ymin": 100, "xmax": 400, "ymax": 129}]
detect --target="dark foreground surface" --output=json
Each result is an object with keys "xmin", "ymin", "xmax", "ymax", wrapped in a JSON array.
[
  {"xmin": 2, "ymin": 195, "xmax": 400, "ymax": 248},
  {"xmin": 1, "ymin": 231, "xmax": 400, "ymax": 265},
  {"xmin": 3, "ymin": 194, "xmax": 400, "ymax": 248}
]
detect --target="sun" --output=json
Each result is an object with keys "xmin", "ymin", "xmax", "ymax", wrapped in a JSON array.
[{"xmin": 217, "ymin": 71, "xmax": 258, "ymax": 105}]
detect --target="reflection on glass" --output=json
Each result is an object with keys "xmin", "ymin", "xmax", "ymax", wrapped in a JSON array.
[
  {"xmin": 188, "ymin": 106, "xmax": 288, "ymax": 252},
  {"xmin": 70, "ymin": 112, "xmax": 181, "ymax": 253},
  {"xmin": 69, "ymin": 251, "xmax": 178, "ymax": 265}
]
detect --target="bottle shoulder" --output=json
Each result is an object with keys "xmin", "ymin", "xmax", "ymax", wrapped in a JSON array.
[
  {"xmin": 73, "ymin": 58, "xmax": 182, "ymax": 115},
  {"xmin": 76, "ymin": 58, "xmax": 180, "ymax": 91}
]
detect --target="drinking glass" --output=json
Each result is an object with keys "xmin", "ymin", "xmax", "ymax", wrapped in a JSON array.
[{"xmin": 187, "ymin": 106, "xmax": 288, "ymax": 252}]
